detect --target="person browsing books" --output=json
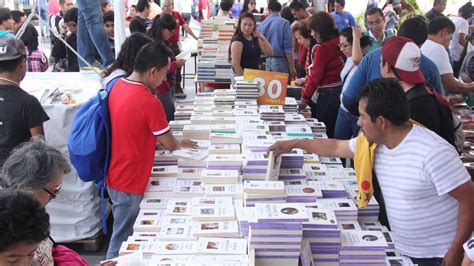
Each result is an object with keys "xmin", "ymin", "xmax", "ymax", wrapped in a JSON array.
[
  {"xmin": 105, "ymin": 42, "xmax": 197, "ymax": 259},
  {"xmin": 269, "ymin": 78, "xmax": 474, "ymax": 266},
  {"xmin": 229, "ymin": 12, "xmax": 273, "ymax": 76},
  {"xmin": 0, "ymin": 38, "xmax": 49, "ymax": 170}
]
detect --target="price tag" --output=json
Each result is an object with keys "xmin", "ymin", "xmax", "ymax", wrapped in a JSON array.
[{"xmin": 243, "ymin": 69, "xmax": 288, "ymax": 105}]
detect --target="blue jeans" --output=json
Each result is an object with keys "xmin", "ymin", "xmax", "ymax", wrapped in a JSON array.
[
  {"xmin": 312, "ymin": 87, "xmax": 342, "ymax": 139},
  {"xmin": 157, "ymin": 90, "xmax": 175, "ymax": 122},
  {"xmin": 76, "ymin": 0, "xmax": 114, "ymax": 68},
  {"xmin": 410, "ymin": 257, "xmax": 443, "ymax": 266},
  {"xmin": 334, "ymin": 107, "xmax": 360, "ymax": 140},
  {"xmin": 265, "ymin": 57, "xmax": 289, "ymax": 74},
  {"xmin": 106, "ymin": 187, "xmax": 143, "ymax": 259}
]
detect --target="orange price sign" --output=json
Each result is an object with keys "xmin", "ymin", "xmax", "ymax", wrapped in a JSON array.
[{"xmin": 243, "ymin": 69, "xmax": 288, "ymax": 105}]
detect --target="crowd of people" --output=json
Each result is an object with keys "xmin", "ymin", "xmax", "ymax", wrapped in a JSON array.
[{"xmin": 0, "ymin": 0, "xmax": 474, "ymax": 265}]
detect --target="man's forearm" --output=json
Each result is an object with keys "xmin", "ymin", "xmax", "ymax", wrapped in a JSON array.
[
  {"xmin": 449, "ymin": 200, "xmax": 474, "ymax": 253},
  {"xmin": 184, "ymin": 25, "xmax": 197, "ymax": 39},
  {"xmin": 292, "ymin": 138, "xmax": 353, "ymax": 158}
]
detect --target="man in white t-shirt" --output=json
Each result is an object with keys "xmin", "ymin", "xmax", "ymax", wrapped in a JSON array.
[
  {"xmin": 422, "ymin": 16, "xmax": 474, "ymax": 93},
  {"xmin": 269, "ymin": 78, "xmax": 474, "ymax": 266},
  {"xmin": 449, "ymin": 3, "xmax": 472, "ymax": 77}
]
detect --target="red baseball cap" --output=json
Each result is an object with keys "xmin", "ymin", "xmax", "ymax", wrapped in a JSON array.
[{"xmin": 381, "ymin": 36, "xmax": 425, "ymax": 84}]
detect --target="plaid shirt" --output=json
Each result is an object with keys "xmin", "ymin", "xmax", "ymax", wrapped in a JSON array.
[{"xmin": 26, "ymin": 48, "xmax": 49, "ymax": 72}]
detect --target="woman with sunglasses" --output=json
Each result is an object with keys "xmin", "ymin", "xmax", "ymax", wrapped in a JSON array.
[
  {"xmin": 334, "ymin": 26, "xmax": 371, "ymax": 140},
  {"xmin": 1, "ymin": 137, "xmax": 71, "ymax": 266}
]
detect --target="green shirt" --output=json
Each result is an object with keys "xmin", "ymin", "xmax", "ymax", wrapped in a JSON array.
[
  {"xmin": 0, "ymin": 30, "xmax": 15, "ymax": 38},
  {"xmin": 366, "ymin": 29, "xmax": 396, "ymax": 51}
]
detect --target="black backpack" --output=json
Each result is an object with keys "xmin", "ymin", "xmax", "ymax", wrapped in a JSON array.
[{"xmin": 406, "ymin": 84, "xmax": 458, "ymax": 148}]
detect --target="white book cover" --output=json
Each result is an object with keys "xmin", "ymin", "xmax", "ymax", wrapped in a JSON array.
[
  {"xmin": 265, "ymin": 151, "xmax": 281, "ymax": 181},
  {"xmin": 191, "ymin": 196, "xmax": 234, "ymax": 206},
  {"xmin": 209, "ymin": 144, "xmax": 241, "ymax": 154},
  {"xmin": 177, "ymin": 168, "xmax": 203, "ymax": 178},
  {"xmin": 341, "ymin": 230, "xmax": 388, "ymax": 248},
  {"xmin": 148, "ymin": 255, "xmax": 194, "ymax": 264},
  {"xmin": 201, "ymin": 169, "xmax": 240, "ymax": 183},
  {"xmin": 243, "ymin": 180, "xmax": 285, "ymax": 194},
  {"xmin": 316, "ymin": 199, "xmax": 358, "ymax": 212},
  {"xmin": 137, "ymin": 207, "xmax": 165, "ymax": 217},
  {"xmin": 255, "ymin": 203, "xmax": 309, "ymax": 222},
  {"xmin": 133, "ymin": 216, "xmax": 163, "ymax": 232},
  {"xmin": 285, "ymin": 185, "xmax": 323, "ymax": 198},
  {"xmin": 308, "ymin": 180, "xmax": 345, "ymax": 191},
  {"xmin": 139, "ymin": 197, "xmax": 170, "ymax": 209},
  {"xmin": 145, "ymin": 178, "xmax": 175, "ymax": 193},
  {"xmin": 131, "ymin": 232, "xmax": 160, "ymax": 239},
  {"xmin": 284, "ymin": 180, "xmax": 308, "ymax": 186},
  {"xmin": 118, "ymin": 242, "xmax": 160, "ymax": 255},
  {"xmin": 165, "ymin": 200, "xmax": 193, "ymax": 216},
  {"xmin": 338, "ymin": 221, "xmax": 362, "ymax": 230},
  {"xmin": 156, "ymin": 240, "xmax": 197, "ymax": 255},
  {"xmin": 173, "ymin": 149, "xmax": 208, "ymax": 161},
  {"xmin": 192, "ymin": 205, "xmax": 236, "ymax": 221},
  {"xmin": 104, "ymin": 251, "xmax": 146, "ymax": 265},
  {"xmin": 207, "ymin": 155, "xmax": 243, "ymax": 166},
  {"xmin": 196, "ymin": 238, "xmax": 247, "ymax": 255},
  {"xmin": 192, "ymin": 220, "xmax": 240, "ymax": 237},
  {"xmin": 150, "ymin": 166, "xmax": 178, "ymax": 177},
  {"xmin": 304, "ymin": 208, "xmax": 338, "ymax": 226},
  {"xmin": 279, "ymin": 168, "xmax": 305, "ymax": 177},
  {"xmin": 235, "ymin": 206, "xmax": 257, "ymax": 223},
  {"xmin": 159, "ymin": 225, "xmax": 196, "ymax": 241},
  {"xmin": 204, "ymin": 184, "xmax": 244, "ymax": 198},
  {"xmin": 161, "ymin": 216, "xmax": 193, "ymax": 227}
]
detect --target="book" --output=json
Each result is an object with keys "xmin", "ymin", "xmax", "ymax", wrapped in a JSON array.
[
  {"xmin": 192, "ymin": 220, "xmax": 240, "ymax": 237},
  {"xmin": 265, "ymin": 151, "xmax": 281, "ymax": 181},
  {"xmin": 196, "ymin": 238, "xmax": 248, "ymax": 255},
  {"xmin": 191, "ymin": 196, "xmax": 234, "ymax": 206},
  {"xmin": 156, "ymin": 240, "xmax": 197, "ymax": 255},
  {"xmin": 191, "ymin": 205, "xmax": 236, "ymax": 221},
  {"xmin": 254, "ymin": 203, "xmax": 309, "ymax": 223},
  {"xmin": 243, "ymin": 180, "xmax": 285, "ymax": 194},
  {"xmin": 201, "ymin": 169, "xmax": 240, "ymax": 184}
]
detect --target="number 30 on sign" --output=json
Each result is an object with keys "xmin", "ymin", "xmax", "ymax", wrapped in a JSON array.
[{"xmin": 243, "ymin": 69, "xmax": 288, "ymax": 105}]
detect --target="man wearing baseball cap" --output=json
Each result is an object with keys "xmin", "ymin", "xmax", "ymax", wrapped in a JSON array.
[
  {"xmin": 0, "ymin": 38, "xmax": 49, "ymax": 170},
  {"xmin": 380, "ymin": 36, "xmax": 455, "ymax": 147}
]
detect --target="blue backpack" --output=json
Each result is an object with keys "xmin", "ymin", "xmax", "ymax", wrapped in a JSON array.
[{"xmin": 67, "ymin": 75, "xmax": 123, "ymax": 234}]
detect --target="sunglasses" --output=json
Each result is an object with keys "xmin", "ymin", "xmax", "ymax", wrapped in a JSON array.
[{"xmin": 43, "ymin": 184, "xmax": 62, "ymax": 200}]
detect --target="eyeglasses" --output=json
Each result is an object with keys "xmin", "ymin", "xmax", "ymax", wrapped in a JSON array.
[
  {"xmin": 339, "ymin": 43, "xmax": 351, "ymax": 49},
  {"xmin": 367, "ymin": 19, "xmax": 383, "ymax": 26},
  {"xmin": 43, "ymin": 184, "xmax": 62, "ymax": 200}
]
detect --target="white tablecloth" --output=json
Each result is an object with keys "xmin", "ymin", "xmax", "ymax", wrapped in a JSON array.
[{"xmin": 22, "ymin": 72, "xmax": 105, "ymax": 242}]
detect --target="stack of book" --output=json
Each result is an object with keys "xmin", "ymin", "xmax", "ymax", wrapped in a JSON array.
[
  {"xmin": 303, "ymin": 208, "xmax": 341, "ymax": 266},
  {"xmin": 234, "ymin": 80, "xmax": 259, "ymax": 101},
  {"xmin": 280, "ymin": 149, "xmax": 305, "ymax": 169},
  {"xmin": 259, "ymin": 105, "xmax": 285, "ymax": 121},
  {"xmin": 154, "ymin": 150, "xmax": 178, "ymax": 167},
  {"xmin": 361, "ymin": 224, "xmax": 396, "ymax": 252},
  {"xmin": 242, "ymin": 152, "xmax": 269, "ymax": 180},
  {"xmin": 278, "ymin": 168, "xmax": 306, "ymax": 180},
  {"xmin": 201, "ymin": 169, "xmax": 240, "ymax": 184},
  {"xmin": 235, "ymin": 205, "xmax": 256, "ymax": 237},
  {"xmin": 243, "ymin": 180, "xmax": 287, "ymax": 206},
  {"xmin": 196, "ymin": 237, "xmax": 247, "ymax": 255},
  {"xmin": 215, "ymin": 61, "xmax": 233, "ymax": 83},
  {"xmin": 285, "ymin": 113, "xmax": 306, "ymax": 124},
  {"xmin": 204, "ymin": 184, "xmax": 244, "ymax": 199},
  {"xmin": 315, "ymin": 199, "xmax": 359, "ymax": 222},
  {"xmin": 207, "ymin": 154, "xmax": 243, "ymax": 171},
  {"xmin": 283, "ymin": 97, "xmax": 299, "ymax": 113},
  {"xmin": 347, "ymin": 188, "xmax": 380, "ymax": 222},
  {"xmin": 183, "ymin": 125, "xmax": 211, "ymax": 140},
  {"xmin": 310, "ymin": 180, "xmax": 347, "ymax": 198},
  {"xmin": 286, "ymin": 125, "xmax": 314, "ymax": 139},
  {"xmin": 285, "ymin": 184, "xmax": 323, "ymax": 202},
  {"xmin": 339, "ymin": 230, "xmax": 388, "ymax": 266},
  {"xmin": 250, "ymin": 203, "xmax": 308, "ymax": 266}
]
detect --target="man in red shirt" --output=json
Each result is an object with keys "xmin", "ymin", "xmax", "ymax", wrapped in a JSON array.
[
  {"xmin": 105, "ymin": 42, "xmax": 196, "ymax": 259},
  {"xmin": 162, "ymin": 0, "xmax": 198, "ymax": 99}
]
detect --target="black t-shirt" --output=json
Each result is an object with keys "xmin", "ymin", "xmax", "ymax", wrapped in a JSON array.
[
  {"xmin": 234, "ymin": 34, "xmax": 261, "ymax": 71},
  {"xmin": 0, "ymin": 85, "xmax": 50, "ymax": 167},
  {"xmin": 129, "ymin": 16, "xmax": 149, "ymax": 34}
]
